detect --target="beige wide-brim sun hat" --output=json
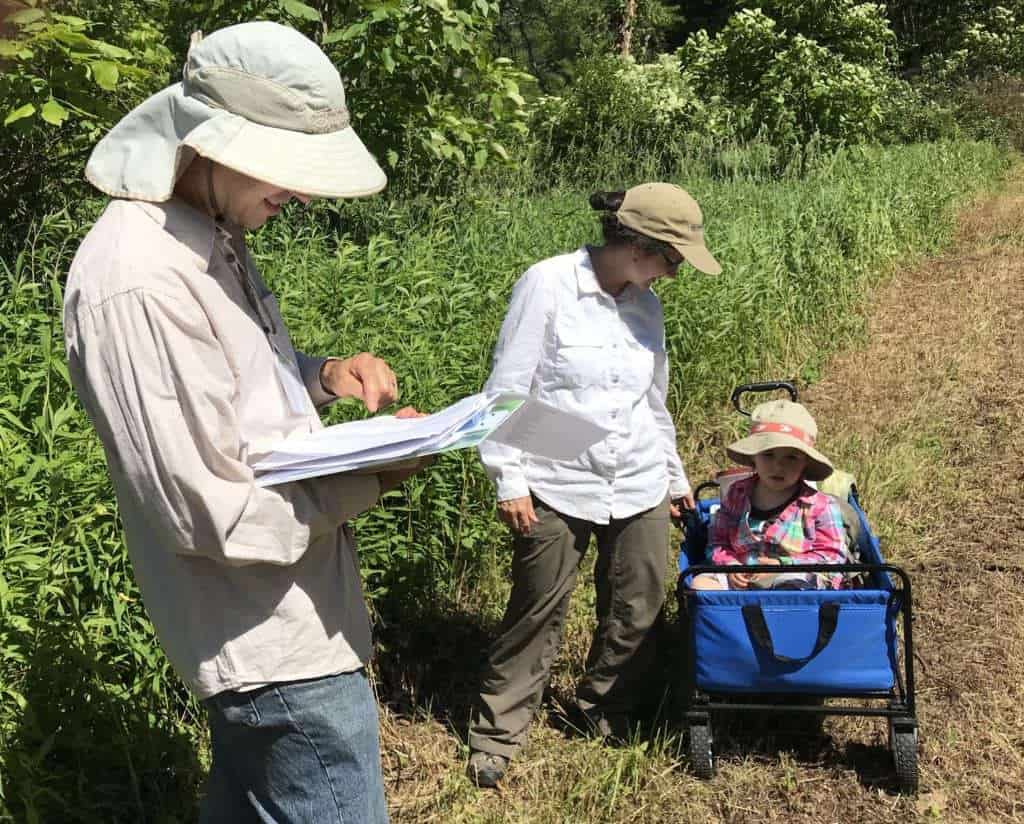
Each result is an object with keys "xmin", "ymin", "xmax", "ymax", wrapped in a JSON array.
[
  {"xmin": 86, "ymin": 21, "xmax": 386, "ymax": 202},
  {"xmin": 725, "ymin": 399, "xmax": 834, "ymax": 482}
]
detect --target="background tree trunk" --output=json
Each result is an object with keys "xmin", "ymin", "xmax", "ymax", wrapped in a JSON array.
[{"xmin": 618, "ymin": 0, "xmax": 636, "ymax": 57}]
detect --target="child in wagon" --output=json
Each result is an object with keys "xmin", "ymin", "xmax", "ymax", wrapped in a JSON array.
[{"xmin": 690, "ymin": 399, "xmax": 853, "ymax": 591}]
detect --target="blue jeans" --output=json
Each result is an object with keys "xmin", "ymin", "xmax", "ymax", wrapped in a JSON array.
[{"xmin": 199, "ymin": 669, "xmax": 388, "ymax": 823}]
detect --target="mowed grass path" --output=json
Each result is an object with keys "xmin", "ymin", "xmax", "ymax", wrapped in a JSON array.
[{"xmin": 375, "ymin": 170, "xmax": 1024, "ymax": 823}]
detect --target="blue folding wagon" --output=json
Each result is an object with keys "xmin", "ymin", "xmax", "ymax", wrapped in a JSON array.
[{"xmin": 675, "ymin": 383, "xmax": 919, "ymax": 793}]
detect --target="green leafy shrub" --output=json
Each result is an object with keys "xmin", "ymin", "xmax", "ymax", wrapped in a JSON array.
[
  {"xmin": 531, "ymin": 1, "xmax": 919, "ymax": 170},
  {"xmin": 529, "ymin": 53, "xmax": 727, "ymax": 173},
  {"xmin": 679, "ymin": 3, "xmax": 897, "ymax": 150},
  {"xmin": 922, "ymin": 3, "xmax": 1024, "ymax": 82},
  {"xmin": 0, "ymin": 3, "xmax": 173, "ymax": 240}
]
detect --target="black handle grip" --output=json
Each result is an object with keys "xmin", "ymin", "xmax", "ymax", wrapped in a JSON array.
[
  {"xmin": 742, "ymin": 603, "xmax": 839, "ymax": 664},
  {"xmin": 731, "ymin": 381, "xmax": 799, "ymax": 417}
]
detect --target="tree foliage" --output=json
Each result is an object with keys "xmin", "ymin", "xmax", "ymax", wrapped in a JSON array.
[
  {"xmin": 533, "ymin": 0, "xmax": 906, "ymax": 165},
  {"xmin": 491, "ymin": 0, "xmax": 679, "ymax": 93},
  {"xmin": 0, "ymin": 1, "xmax": 172, "ymax": 235},
  {"xmin": 681, "ymin": 2, "xmax": 897, "ymax": 148},
  {"xmin": 164, "ymin": 0, "xmax": 534, "ymax": 174}
]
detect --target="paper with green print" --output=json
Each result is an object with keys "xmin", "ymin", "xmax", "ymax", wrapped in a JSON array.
[{"xmin": 253, "ymin": 391, "xmax": 609, "ymax": 487}]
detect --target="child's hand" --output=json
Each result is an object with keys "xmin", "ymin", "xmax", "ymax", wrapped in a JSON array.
[{"xmin": 727, "ymin": 571, "xmax": 753, "ymax": 589}]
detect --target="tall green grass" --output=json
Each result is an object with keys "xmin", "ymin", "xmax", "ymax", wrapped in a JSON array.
[{"xmin": 0, "ymin": 139, "xmax": 1009, "ymax": 821}]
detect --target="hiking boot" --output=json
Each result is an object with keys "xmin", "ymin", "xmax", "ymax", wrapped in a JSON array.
[
  {"xmin": 467, "ymin": 751, "xmax": 509, "ymax": 788},
  {"xmin": 582, "ymin": 711, "xmax": 635, "ymax": 746}
]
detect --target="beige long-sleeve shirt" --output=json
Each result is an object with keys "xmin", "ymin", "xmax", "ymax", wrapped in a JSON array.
[{"xmin": 63, "ymin": 197, "xmax": 381, "ymax": 699}]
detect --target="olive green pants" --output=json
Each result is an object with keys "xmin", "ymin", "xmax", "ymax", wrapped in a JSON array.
[{"xmin": 468, "ymin": 495, "xmax": 671, "ymax": 759}]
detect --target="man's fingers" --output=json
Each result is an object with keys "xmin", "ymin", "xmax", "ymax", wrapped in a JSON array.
[{"xmin": 349, "ymin": 354, "xmax": 399, "ymax": 412}]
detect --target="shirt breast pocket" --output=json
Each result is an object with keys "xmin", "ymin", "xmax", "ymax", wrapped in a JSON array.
[
  {"xmin": 620, "ymin": 332, "xmax": 661, "ymax": 394},
  {"xmin": 553, "ymin": 322, "xmax": 607, "ymax": 389}
]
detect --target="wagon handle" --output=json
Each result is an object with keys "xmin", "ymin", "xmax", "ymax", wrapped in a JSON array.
[
  {"xmin": 731, "ymin": 381, "xmax": 799, "ymax": 417},
  {"xmin": 693, "ymin": 481, "xmax": 719, "ymax": 500},
  {"xmin": 742, "ymin": 603, "xmax": 839, "ymax": 664}
]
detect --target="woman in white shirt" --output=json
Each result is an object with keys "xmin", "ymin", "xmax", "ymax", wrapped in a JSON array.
[{"xmin": 467, "ymin": 183, "xmax": 722, "ymax": 787}]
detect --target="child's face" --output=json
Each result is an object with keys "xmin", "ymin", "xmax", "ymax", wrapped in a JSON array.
[{"xmin": 752, "ymin": 447, "xmax": 808, "ymax": 492}]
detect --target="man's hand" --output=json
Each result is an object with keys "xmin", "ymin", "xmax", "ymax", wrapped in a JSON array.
[
  {"xmin": 376, "ymin": 407, "xmax": 430, "ymax": 491},
  {"xmin": 497, "ymin": 496, "xmax": 539, "ymax": 535},
  {"xmin": 377, "ymin": 456, "xmax": 433, "ymax": 492},
  {"xmin": 321, "ymin": 353, "xmax": 399, "ymax": 412}
]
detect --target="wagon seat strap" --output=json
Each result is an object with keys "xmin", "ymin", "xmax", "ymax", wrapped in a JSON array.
[{"xmin": 741, "ymin": 603, "xmax": 840, "ymax": 664}]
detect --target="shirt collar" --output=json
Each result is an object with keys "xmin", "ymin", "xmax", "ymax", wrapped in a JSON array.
[
  {"xmin": 131, "ymin": 198, "xmax": 219, "ymax": 272},
  {"xmin": 575, "ymin": 247, "xmax": 603, "ymax": 295},
  {"xmin": 744, "ymin": 475, "xmax": 819, "ymax": 506},
  {"xmin": 575, "ymin": 246, "xmax": 639, "ymax": 302}
]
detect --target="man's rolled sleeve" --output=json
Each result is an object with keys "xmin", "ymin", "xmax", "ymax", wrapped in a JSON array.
[
  {"xmin": 297, "ymin": 352, "xmax": 339, "ymax": 409},
  {"xmin": 68, "ymin": 288, "xmax": 379, "ymax": 567}
]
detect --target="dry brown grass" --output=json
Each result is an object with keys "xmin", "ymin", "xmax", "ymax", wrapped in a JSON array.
[{"xmin": 377, "ymin": 167, "xmax": 1024, "ymax": 823}]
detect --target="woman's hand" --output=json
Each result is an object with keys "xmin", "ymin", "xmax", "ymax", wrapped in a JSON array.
[
  {"xmin": 669, "ymin": 493, "xmax": 696, "ymax": 525},
  {"xmin": 497, "ymin": 496, "xmax": 539, "ymax": 535}
]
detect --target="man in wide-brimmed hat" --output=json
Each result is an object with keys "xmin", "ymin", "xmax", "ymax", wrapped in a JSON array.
[{"xmin": 64, "ymin": 21, "xmax": 423, "ymax": 822}]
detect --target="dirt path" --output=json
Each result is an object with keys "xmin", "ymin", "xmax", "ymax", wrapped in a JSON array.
[
  {"xmin": 380, "ymin": 169, "xmax": 1024, "ymax": 823},
  {"xmin": 801, "ymin": 168, "xmax": 1024, "ymax": 822}
]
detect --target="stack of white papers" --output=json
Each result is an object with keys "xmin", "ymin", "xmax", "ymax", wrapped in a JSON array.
[{"xmin": 253, "ymin": 392, "xmax": 610, "ymax": 487}]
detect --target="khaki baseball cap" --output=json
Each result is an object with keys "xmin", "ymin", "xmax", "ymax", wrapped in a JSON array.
[{"xmin": 616, "ymin": 182, "xmax": 722, "ymax": 275}]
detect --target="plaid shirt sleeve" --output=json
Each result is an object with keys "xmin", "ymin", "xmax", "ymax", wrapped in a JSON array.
[
  {"xmin": 707, "ymin": 481, "xmax": 748, "ymax": 565},
  {"xmin": 801, "ymin": 495, "xmax": 848, "ymax": 563}
]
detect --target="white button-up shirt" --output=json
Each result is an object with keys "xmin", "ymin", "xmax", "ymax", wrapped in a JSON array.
[
  {"xmin": 479, "ymin": 247, "xmax": 690, "ymax": 524},
  {"xmin": 64, "ymin": 198, "xmax": 381, "ymax": 699}
]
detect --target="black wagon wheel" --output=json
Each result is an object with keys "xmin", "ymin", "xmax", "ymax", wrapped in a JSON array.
[
  {"xmin": 688, "ymin": 721, "xmax": 715, "ymax": 779},
  {"xmin": 889, "ymin": 719, "xmax": 919, "ymax": 794}
]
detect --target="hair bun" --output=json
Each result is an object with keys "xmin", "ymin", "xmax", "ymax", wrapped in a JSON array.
[{"xmin": 589, "ymin": 190, "xmax": 626, "ymax": 211}]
